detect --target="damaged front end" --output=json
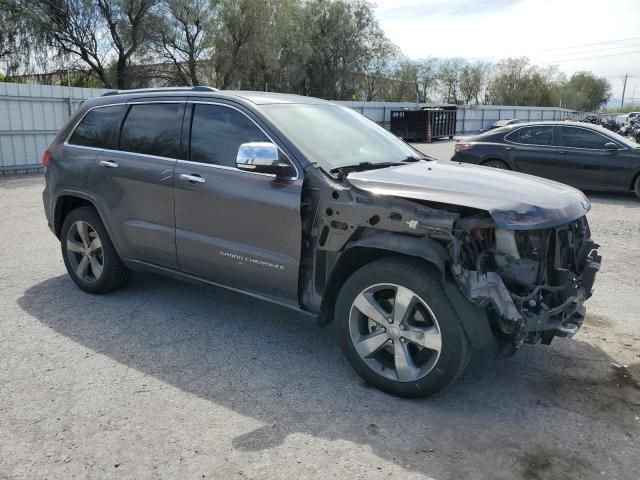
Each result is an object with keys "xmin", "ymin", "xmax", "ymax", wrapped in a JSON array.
[
  {"xmin": 302, "ymin": 161, "xmax": 601, "ymax": 356},
  {"xmin": 451, "ymin": 215, "xmax": 601, "ymax": 352}
]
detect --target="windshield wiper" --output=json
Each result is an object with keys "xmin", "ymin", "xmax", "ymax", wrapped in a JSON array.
[
  {"xmin": 330, "ymin": 156, "xmax": 424, "ymax": 173},
  {"xmin": 329, "ymin": 161, "xmax": 405, "ymax": 175}
]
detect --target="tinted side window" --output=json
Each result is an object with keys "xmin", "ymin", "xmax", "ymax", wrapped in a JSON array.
[
  {"xmin": 120, "ymin": 103, "xmax": 181, "ymax": 158},
  {"xmin": 190, "ymin": 104, "xmax": 269, "ymax": 167},
  {"xmin": 68, "ymin": 105, "xmax": 124, "ymax": 149},
  {"xmin": 506, "ymin": 126, "xmax": 553, "ymax": 146},
  {"xmin": 560, "ymin": 127, "xmax": 610, "ymax": 149}
]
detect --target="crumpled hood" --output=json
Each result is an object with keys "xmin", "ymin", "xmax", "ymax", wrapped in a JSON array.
[{"xmin": 347, "ymin": 161, "xmax": 591, "ymax": 230}]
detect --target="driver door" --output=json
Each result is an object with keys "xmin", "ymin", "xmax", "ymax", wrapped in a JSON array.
[{"xmin": 173, "ymin": 102, "xmax": 303, "ymax": 304}]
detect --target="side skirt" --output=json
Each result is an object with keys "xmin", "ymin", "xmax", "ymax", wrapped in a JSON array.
[{"xmin": 122, "ymin": 258, "xmax": 317, "ymax": 319}]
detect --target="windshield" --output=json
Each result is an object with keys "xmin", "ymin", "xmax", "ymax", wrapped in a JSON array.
[{"xmin": 261, "ymin": 103, "xmax": 423, "ymax": 170}]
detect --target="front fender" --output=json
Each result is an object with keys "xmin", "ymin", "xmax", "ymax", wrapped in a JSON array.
[
  {"xmin": 340, "ymin": 233, "xmax": 497, "ymax": 352},
  {"xmin": 344, "ymin": 232, "xmax": 449, "ymax": 274}
]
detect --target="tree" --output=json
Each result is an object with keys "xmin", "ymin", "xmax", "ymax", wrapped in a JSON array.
[
  {"xmin": 561, "ymin": 72, "xmax": 610, "ymax": 111},
  {"xmin": 360, "ymin": 30, "xmax": 397, "ymax": 101},
  {"xmin": 459, "ymin": 61, "xmax": 491, "ymax": 104},
  {"xmin": 487, "ymin": 57, "xmax": 529, "ymax": 105},
  {"xmin": 487, "ymin": 57, "xmax": 560, "ymax": 107},
  {"xmin": 0, "ymin": 0, "xmax": 39, "ymax": 75},
  {"xmin": 152, "ymin": 0, "xmax": 219, "ymax": 86},
  {"xmin": 437, "ymin": 58, "xmax": 465, "ymax": 104},
  {"xmin": 304, "ymin": 0, "xmax": 385, "ymax": 100},
  {"xmin": 18, "ymin": 0, "xmax": 155, "ymax": 89},
  {"xmin": 415, "ymin": 58, "xmax": 438, "ymax": 103},
  {"xmin": 214, "ymin": 0, "xmax": 266, "ymax": 90}
]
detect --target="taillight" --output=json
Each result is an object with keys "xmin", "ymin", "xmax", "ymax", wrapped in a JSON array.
[
  {"xmin": 455, "ymin": 142, "xmax": 472, "ymax": 153},
  {"xmin": 42, "ymin": 149, "xmax": 52, "ymax": 167}
]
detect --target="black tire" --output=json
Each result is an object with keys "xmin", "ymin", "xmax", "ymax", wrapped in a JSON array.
[
  {"xmin": 482, "ymin": 159, "xmax": 510, "ymax": 170},
  {"xmin": 634, "ymin": 175, "xmax": 640, "ymax": 200},
  {"xmin": 335, "ymin": 257, "xmax": 470, "ymax": 398},
  {"xmin": 60, "ymin": 206, "xmax": 130, "ymax": 294}
]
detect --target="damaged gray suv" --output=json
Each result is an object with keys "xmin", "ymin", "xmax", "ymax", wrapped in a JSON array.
[{"xmin": 42, "ymin": 87, "xmax": 601, "ymax": 397}]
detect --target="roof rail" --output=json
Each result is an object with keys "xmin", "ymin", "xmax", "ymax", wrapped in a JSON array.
[{"xmin": 102, "ymin": 86, "xmax": 218, "ymax": 97}]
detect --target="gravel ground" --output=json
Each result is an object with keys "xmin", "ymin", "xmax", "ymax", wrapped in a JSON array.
[{"xmin": 1, "ymin": 145, "xmax": 639, "ymax": 479}]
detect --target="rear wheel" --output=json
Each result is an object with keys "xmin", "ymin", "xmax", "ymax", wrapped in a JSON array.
[
  {"xmin": 482, "ymin": 159, "xmax": 510, "ymax": 170},
  {"xmin": 335, "ymin": 257, "xmax": 470, "ymax": 397},
  {"xmin": 61, "ymin": 206, "xmax": 130, "ymax": 294}
]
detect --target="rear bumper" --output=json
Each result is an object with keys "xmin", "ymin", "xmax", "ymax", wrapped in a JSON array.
[{"xmin": 42, "ymin": 183, "xmax": 55, "ymax": 235}]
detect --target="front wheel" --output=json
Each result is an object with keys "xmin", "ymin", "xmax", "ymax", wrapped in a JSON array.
[
  {"xmin": 335, "ymin": 257, "xmax": 470, "ymax": 397},
  {"xmin": 634, "ymin": 175, "xmax": 640, "ymax": 200}
]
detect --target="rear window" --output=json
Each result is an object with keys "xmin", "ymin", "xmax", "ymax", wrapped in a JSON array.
[
  {"xmin": 68, "ymin": 105, "xmax": 124, "ymax": 149},
  {"xmin": 506, "ymin": 126, "xmax": 553, "ymax": 146},
  {"xmin": 119, "ymin": 103, "xmax": 182, "ymax": 158}
]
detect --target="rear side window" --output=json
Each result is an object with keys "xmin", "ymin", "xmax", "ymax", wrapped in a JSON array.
[
  {"xmin": 189, "ymin": 104, "xmax": 269, "ymax": 167},
  {"xmin": 120, "ymin": 103, "xmax": 182, "ymax": 158},
  {"xmin": 68, "ymin": 105, "xmax": 124, "ymax": 149},
  {"xmin": 560, "ymin": 127, "xmax": 611, "ymax": 149},
  {"xmin": 506, "ymin": 126, "xmax": 553, "ymax": 146}
]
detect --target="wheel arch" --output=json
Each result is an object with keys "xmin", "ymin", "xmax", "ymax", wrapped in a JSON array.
[
  {"xmin": 53, "ymin": 191, "xmax": 121, "ymax": 255},
  {"xmin": 318, "ymin": 233, "xmax": 448, "ymax": 327},
  {"xmin": 481, "ymin": 157, "xmax": 512, "ymax": 169},
  {"xmin": 318, "ymin": 233, "xmax": 497, "ymax": 352},
  {"xmin": 54, "ymin": 193, "xmax": 96, "ymax": 238}
]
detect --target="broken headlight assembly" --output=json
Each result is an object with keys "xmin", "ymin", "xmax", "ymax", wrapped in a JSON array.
[{"xmin": 451, "ymin": 215, "xmax": 601, "ymax": 352}]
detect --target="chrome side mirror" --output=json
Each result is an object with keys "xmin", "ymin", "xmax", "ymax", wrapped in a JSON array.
[
  {"xmin": 604, "ymin": 142, "xmax": 620, "ymax": 151},
  {"xmin": 236, "ymin": 142, "xmax": 292, "ymax": 176}
]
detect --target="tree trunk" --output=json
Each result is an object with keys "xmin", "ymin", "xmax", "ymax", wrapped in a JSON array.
[
  {"xmin": 116, "ymin": 56, "xmax": 127, "ymax": 89},
  {"xmin": 189, "ymin": 54, "xmax": 199, "ymax": 86}
]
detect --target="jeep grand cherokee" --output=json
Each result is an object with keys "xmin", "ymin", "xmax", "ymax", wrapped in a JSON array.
[{"xmin": 42, "ymin": 87, "xmax": 601, "ymax": 397}]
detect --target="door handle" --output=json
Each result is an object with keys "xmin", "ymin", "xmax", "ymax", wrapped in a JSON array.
[
  {"xmin": 558, "ymin": 150, "xmax": 567, "ymax": 155},
  {"xmin": 99, "ymin": 160, "xmax": 119, "ymax": 168},
  {"xmin": 179, "ymin": 173, "xmax": 206, "ymax": 184},
  {"xmin": 504, "ymin": 146, "xmax": 513, "ymax": 151}
]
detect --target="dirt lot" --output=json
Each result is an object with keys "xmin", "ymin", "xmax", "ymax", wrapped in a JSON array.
[{"xmin": 1, "ymin": 144, "xmax": 639, "ymax": 479}]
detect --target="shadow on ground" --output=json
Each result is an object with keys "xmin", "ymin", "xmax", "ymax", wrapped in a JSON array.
[{"xmin": 17, "ymin": 273, "xmax": 640, "ymax": 480}]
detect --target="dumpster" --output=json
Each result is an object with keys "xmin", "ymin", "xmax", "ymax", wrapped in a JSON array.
[{"xmin": 390, "ymin": 106, "xmax": 457, "ymax": 142}]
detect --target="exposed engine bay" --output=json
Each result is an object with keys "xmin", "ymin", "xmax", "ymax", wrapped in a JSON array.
[
  {"xmin": 300, "ymin": 162, "xmax": 601, "ymax": 355},
  {"xmin": 453, "ymin": 215, "xmax": 601, "ymax": 349}
]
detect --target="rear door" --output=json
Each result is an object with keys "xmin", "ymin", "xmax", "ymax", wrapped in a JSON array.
[
  {"xmin": 173, "ymin": 102, "xmax": 303, "ymax": 303},
  {"xmin": 503, "ymin": 125, "xmax": 561, "ymax": 180},
  {"xmin": 558, "ymin": 126, "xmax": 632, "ymax": 190},
  {"xmin": 88, "ymin": 101, "xmax": 185, "ymax": 269}
]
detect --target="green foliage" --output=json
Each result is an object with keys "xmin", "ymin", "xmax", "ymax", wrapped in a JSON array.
[
  {"xmin": 487, "ymin": 57, "xmax": 560, "ymax": 107},
  {"xmin": 0, "ymin": 0, "xmax": 613, "ymax": 110},
  {"xmin": 560, "ymin": 72, "xmax": 610, "ymax": 111}
]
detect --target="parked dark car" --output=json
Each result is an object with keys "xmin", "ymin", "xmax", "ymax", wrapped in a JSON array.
[
  {"xmin": 453, "ymin": 121, "xmax": 640, "ymax": 198},
  {"xmin": 42, "ymin": 89, "xmax": 600, "ymax": 398}
]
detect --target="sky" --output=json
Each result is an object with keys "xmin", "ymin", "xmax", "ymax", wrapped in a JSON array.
[{"xmin": 374, "ymin": 0, "xmax": 640, "ymax": 104}]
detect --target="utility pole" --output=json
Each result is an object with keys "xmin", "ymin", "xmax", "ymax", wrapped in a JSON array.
[{"xmin": 621, "ymin": 74, "xmax": 628, "ymax": 107}]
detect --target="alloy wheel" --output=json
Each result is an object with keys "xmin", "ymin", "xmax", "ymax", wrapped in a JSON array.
[
  {"xmin": 66, "ymin": 220, "xmax": 104, "ymax": 283},
  {"xmin": 348, "ymin": 283, "xmax": 442, "ymax": 382}
]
